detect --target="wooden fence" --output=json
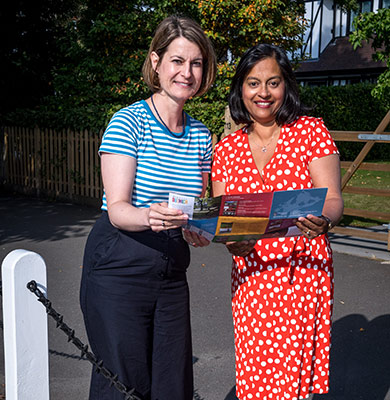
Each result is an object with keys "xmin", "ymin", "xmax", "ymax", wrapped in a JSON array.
[
  {"xmin": 1, "ymin": 126, "xmax": 103, "ymax": 206},
  {"xmin": 1, "ymin": 110, "xmax": 390, "ymax": 249},
  {"xmin": 329, "ymin": 111, "xmax": 390, "ymax": 249}
]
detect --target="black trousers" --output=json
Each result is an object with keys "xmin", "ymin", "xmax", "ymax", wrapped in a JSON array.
[{"xmin": 80, "ymin": 212, "xmax": 193, "ymax": 400}]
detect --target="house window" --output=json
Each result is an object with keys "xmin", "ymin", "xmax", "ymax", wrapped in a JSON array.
[
  {"xmin": 380, "ymin": 0, "xmax": 390, "ymax": 8},
  {"xmin": 349, "ymin": 1, "xmax": 373, "ymax": 32}
]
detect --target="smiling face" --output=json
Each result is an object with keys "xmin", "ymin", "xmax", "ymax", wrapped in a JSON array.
[
  {"xmin": 241, "ymin": 56, "xmax": 286, "ymax": 126},
  {"xmin": 151, "ymin": 37, "xmax": 204, "ymax": 104}
]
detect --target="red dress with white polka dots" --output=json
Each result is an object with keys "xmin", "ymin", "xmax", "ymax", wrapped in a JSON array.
[{"xmin": 212, "ymin": 116, "xmax": 339, "ymax": 400}]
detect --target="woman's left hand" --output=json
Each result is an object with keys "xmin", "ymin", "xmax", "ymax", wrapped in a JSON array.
[
  {"xmin": 296, "ymin": 214, "xmax": 329, "ymax": 239},
  {"xmin": 226, "ymin": 240, "xmax": 257, "ymax": 257},
  {"xmin": 182, "ymin": 229, "xmax": 210, "ymax": 248},
  {"xmin": 149, "ymin": 202, "xmax": 189, "ymax": 232}
]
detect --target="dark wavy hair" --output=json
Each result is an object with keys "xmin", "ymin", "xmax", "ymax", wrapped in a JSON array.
[{"xmin": 228, "ymin": 44, "xmax": 309, "ymax": 127}]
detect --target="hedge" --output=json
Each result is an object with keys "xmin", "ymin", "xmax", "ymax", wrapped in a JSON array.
[{"xmin": 2, "ymin": 83, "xmax": 389, "ymax": 161}]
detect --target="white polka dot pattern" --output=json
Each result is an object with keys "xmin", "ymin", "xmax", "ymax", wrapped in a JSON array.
[{"xmin": 211, "ymin": 116, "xmax": 338, "ymax": 400}]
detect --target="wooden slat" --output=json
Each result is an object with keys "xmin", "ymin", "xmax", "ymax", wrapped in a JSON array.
[
  {"xmin": 88, "ymin": 130, "xmax": 93, "ymax": 198},
  {"xmin": 27, "ymin": 128, "xmax": 32, "ymax": 187},
  {"xmin": 16, "ymin": 128, "xmax": 23, "ymax": 185},
  {"xmin": 95, "ymin": 132, "xmax": 102, "ymax": 199},
  {"xmin": 41, "ymin": 128, "xmax": 46, "ymax": 190},
  {"xmin": 34, "ymin": 126, "xmax": 41, "ymax": 193},
  {"xmin": 13, "ymin": 127, "xmax": 18, "ymax": 185},
  {"xmin": 59, "ymin": 129, "xmax": 64, "ymax": 194},
  {"xmin": 85, "ymin": 130, "xmax": 89, "ymax": 197},
  {"xmin": 62, "ymin": 129, "xmax": 67, "ymax": 195},
  {"xmin": 53, "ymin": 128, "xmax": 58, "ymax": 195},
  {"xmin": 343, "ymin": 207, "xmax": 390, "ymax": 220},
  {"xmin": 10, "ymin": 128, "xmax": 15, "ymax": 185},
  {"xmin": 341, "ymin": 161, "xmax": 390, "ymax": 172},
  {"xmin": 7, "ymin": 127, "xmax": 14, "ymax": 185},
  {"xmin": 343, "ymin": 186, "xmax": 390, "ymax": 197},
  {"xmin": 42, "ymin": 128, "xmax": 48, "ymax": 191},
  {"xmin": 330, "ymin": 130, "xmax": 390, "ymax": 142},
  {"xmin": 67, "ymin": 129, "xmax": 74, "ymax": 197},
  {"xmin": 17, "ymin": 127, "xmax": 23, "ymax": 185},
  {"xmin": 81, "ymin": 129, "xmax": 86, "ymax": 196},
  {"xmin": 49, "ymin": 128, "xmax": 54, "ymax": 191},
  {"xmin": 25, "ymin": 128, "xmax": 31, "ymax": 187},
  {"xmin": 13, "ymin": 127, "xmax": 17, "ymax": 185},
  {"xmin": 332, "ymin": 226, "xmax": 388, "ymax": 242},
  {"xmin": 75, "ymin": 131, "xmax": 80, "ymax": 196},
  {"xmin": 31, "ymin": 128, "xmax": 36, "ymax": 190},
  {"xmin": 21, "ymin": 127, "xmax": 27, "ymax": 186}
]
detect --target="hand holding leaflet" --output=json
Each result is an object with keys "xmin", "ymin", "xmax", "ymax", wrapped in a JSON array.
[{"xmin": 169, "ymin": 188, "xmax": 328, "ymax": 243}]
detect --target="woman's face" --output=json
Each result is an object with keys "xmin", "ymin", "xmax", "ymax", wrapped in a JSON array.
[
  {"xmin": 241, "ymin": 57, "xmax": 285, "ymax": 126},
  {"xmin": 151, "ymin": 37, "xmax": 204, "ymax": 103}
]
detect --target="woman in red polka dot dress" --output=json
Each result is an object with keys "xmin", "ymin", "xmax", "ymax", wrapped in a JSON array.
[{"xmin": 212, "ymin": 44, "xmax": 344, "ymax": 400}]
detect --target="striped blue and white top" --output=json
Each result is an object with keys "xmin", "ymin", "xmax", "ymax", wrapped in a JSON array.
[{"xmin": 99, "ymin": 100, "xmax": 212, "ymax": 210}]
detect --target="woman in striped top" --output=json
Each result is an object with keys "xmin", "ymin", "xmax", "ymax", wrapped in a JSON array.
[{"xmin": 80, "ymin": 15, "xmax": 216, "ymax": 400}]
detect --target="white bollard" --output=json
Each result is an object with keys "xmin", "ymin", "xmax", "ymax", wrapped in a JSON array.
[{"xmin": 2, "ymin": 249, "xmax": 50, "ymax": 400}]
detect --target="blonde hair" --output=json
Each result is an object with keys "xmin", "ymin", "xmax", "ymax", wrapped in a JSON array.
[{"xmin": 142, "ymin": 15, "xmax": 216, "ymax": 97}]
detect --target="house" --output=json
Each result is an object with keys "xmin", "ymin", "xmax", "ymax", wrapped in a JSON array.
[{"xmin": 295, "ymin": 0, "xmax": 389, "ymax": 86}]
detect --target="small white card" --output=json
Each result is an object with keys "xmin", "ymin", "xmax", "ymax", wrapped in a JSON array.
[{"xmin": 168, "ymin": 193, "xmax": 195, "ymax": 219}]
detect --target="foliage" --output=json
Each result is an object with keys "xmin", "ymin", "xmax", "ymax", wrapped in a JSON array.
[
  {"xmin": 0, "ymin": 0, "xmax": 83, "ymax": 116},
  {"xmin": 299, "ymin": 83, "xmax": 390, "ymax": 161},
  {"xmin": 333, "ymin": 0, "xmax": 359, "ymax": 13},
  {"xmin": 186, "ymin": 83, "xmax": 390, "ymax": 160},
  {"xmin": 193, "ymin": 0, "xmax": 307, "ymax": 61},
  {"xmin": 184, "ymin": 98, "xmax": 226, "ymax": 138},
  {"xmin": 349, "ymin": 8, "xmax": 390, "ymax": 107},
  {"xmin": 2, "ymin": 0, "xmax": 308, "ymax": 132}
]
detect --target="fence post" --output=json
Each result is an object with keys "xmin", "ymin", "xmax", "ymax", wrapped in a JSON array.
[
  {"xmin": 223, "ymin": 105, "xmax": 244, "ymax": 140},
  {"xmin": 340, "ymin": 109, "xmax": 390, "ymax": 189},
  {"xmin": 0, "ymin": 126, "xmax": 6, "ymax": 185},
  {"xmin": 34, "ymin": 126, "xmax": 42, "ymax": 196},
  {"xmin": 1, "ymin": 249, "xmax": 50, "ymax": 400}
]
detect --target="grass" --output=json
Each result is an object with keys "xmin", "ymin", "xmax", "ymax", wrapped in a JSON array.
[{"xmin": 340, "ymin": 165, "xmax": 390, "ymax": 228}]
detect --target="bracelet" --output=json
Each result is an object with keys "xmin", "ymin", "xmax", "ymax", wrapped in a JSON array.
[{"xmin": 320, "ymin": 215, "xmax": 333, "ymax": 231}]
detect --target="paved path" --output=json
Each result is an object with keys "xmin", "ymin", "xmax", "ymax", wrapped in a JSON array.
[{"xmin": 0, "ymin": 194, "xmax": 389, "ymax": 400}]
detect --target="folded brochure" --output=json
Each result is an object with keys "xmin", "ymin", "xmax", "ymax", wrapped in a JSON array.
[{"xmin": 169, "ymin": 188, "xmax": 328, "ymax": 243}]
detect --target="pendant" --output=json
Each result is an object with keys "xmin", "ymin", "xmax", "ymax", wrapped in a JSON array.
[{"xmin": 261, "ymin": 146, "xmax": 267, "ymax": 153}]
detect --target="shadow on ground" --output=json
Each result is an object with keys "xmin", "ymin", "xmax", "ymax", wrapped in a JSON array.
[
  {"xmin": 224, "ymin": 386, "xmax": 238, "ymax": 399},
  {"xmin": 0, "ymin": 195, "xmax": 99, "ymax": 244},
  {"xmin": 313, "ymin": 314, "xmax": 390, "ymax": 400}
]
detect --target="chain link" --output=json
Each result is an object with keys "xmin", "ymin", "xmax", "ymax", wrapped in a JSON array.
[{"xmin": 26, "ymin": 280, "xmax": 144, "ymax": 400}]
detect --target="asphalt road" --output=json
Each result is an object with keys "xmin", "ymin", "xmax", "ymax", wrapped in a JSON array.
[{"xmin": 0, "ymin": 194, "xmax": 389, "ymax": 400}]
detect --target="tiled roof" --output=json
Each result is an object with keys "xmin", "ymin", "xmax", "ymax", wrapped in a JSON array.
[{"xmin": 296, "ymin": 36, "xmax": 386, "ymax": 75}]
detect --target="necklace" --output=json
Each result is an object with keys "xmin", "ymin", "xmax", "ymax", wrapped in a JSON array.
[
  {"xmin": 259, "ymin": 128, "xmax": 279, "ymax": 153},
  {"xmin": 150, "ymin": 95, "xmax": 185, "ymax": 138}
]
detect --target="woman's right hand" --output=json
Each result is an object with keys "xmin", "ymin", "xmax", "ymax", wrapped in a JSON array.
[
  {"xmin": 148, "ymin": 202, "xmax": 189, "ymax": 232},
  {"xmin": 225, "ymin": 240, "xmax": 257, "ymax": 257},
  {"xmin": 182, "ymin": 228, "xmax": 210, "ymax": 248}
]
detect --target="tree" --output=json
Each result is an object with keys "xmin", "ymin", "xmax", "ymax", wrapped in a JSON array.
[
  {"xmin": 3, "ymin": 0, "xmax": 308, "ymax": 133},
  {"xmin": 194, "ymin": 0, "xmax": 307, "ymax": 61},
  {"xmin": 43, "ymin": 0, "xmax": 202, "ymax": 129},
  {"xmin": 0, "ymin": 0, "xmax": 83, "ymax": 117},
  {"xmin": 349, "ymin": 8, "xmax": 390, "ymax": 106}
]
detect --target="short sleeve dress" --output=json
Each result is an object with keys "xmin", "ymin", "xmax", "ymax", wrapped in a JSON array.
[{"xmin": 211, "ymin": 116, "xmax": 339, "ymax": 400}]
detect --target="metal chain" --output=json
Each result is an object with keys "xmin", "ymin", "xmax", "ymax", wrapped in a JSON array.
[{"xmin": 26, "ymin": 280, "xmax": 144, "ymax": 400}]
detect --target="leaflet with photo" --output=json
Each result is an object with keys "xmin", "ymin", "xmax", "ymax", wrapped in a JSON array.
[{"xmin": 168, "ymin": 188, "xmax": 327, "ymax": 243}]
